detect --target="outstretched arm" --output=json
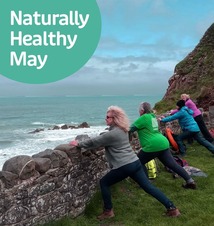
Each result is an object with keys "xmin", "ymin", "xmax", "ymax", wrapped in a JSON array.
[{"xmin": 161, "ymin": 111, "xmax": 181, "ymax": 123}]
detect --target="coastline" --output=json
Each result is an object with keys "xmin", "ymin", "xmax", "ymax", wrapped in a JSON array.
[{"xmin": 0, "ymin": 95, "xmax": 163, "ymax": 169}]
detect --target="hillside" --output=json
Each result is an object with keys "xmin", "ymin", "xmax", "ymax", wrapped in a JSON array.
[{"xmin": 155, "ymin": 23, "xmax": 214, "ymax": 112}]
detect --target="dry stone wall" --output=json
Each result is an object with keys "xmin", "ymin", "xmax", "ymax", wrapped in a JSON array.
[
  {"xmin": 0, "ymin": 139, "xmax": 109, "ymax": 226},
  {"xmin": 208, "ymin": 106, "xmax": 214, "ymax": 128}
]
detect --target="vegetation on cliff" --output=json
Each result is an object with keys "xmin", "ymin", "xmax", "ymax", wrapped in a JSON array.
[{"xmin": 155, "ymin": 23, "xmax": 214, "ymax": 113}]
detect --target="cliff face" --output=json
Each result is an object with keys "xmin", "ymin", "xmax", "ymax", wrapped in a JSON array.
[{"xmin": 155, "ymin": 23, "xmax": 214, "ymax": 112}]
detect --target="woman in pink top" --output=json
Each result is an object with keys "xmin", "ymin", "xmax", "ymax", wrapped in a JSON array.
[{"xmin": 181, "ymin": 94, "xmax": 213, "ymax": 143}]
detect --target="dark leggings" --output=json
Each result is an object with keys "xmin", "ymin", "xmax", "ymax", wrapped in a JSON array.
[
  {"xmin": 100, "ymin": 160, "xmax": 175, "ymax": 210},
  {"xmin": 176, "ymin": 131, "xmax": 214, "ymax": 154},
  {"xmin": 137, "ymin": 149, "xmax": 192, "ymax": 182},
  {"xmin": 194, "ymin": 115, "xmax": 214, "ymax": 142}
]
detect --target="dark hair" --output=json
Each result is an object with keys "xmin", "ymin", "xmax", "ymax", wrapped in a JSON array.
[{"xmin": 176, "ymin": 100, "xmax": 185, "ymax": 109}]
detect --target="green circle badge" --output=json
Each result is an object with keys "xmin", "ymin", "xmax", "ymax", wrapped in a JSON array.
[{"xmin": 0, "ymin": 0, "xmax": 101, "ymax": 84}]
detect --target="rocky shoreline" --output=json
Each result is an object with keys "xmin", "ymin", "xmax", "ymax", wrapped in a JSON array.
[{"xmin": 28, "ymin": 122, "xmax": 90, "ymax": 134}]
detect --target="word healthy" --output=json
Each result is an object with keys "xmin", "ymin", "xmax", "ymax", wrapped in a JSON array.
[{"xmin": 10, "ymin": 10, "xmax": 90, "ymax": 69}]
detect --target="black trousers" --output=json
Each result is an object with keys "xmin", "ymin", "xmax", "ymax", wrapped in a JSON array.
[{"xmin": 194, "ymin": 114, "xmax": 213, "ymax": 142}]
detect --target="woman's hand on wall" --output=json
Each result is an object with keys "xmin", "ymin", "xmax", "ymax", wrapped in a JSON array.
[{"xmin": 69, "ymin": 140, "xmax": 79, "ymax": 146}]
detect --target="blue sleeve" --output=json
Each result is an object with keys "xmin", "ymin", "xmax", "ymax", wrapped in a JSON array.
[{"xmin": 161, "ymin": 111, "xmax": 182, "ymax": 122}]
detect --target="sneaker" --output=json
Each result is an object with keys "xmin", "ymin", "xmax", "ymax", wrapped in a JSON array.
[
  {"xmin": 182, "ymin": 181, "xmax": 196, "ymax": 189},
  {"xmin": 97, "ymin": 209, "xmax": 115, "ymax": 220},
  {"xmin": 165, "ymin": 208, "xmax": 181, "ymax": 217}
]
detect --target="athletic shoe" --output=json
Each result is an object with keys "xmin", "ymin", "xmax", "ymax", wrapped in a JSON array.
[
  {"xmin": 97, "ymin": 209, "xmax": 115, "ymax": 220},
  {"xmin": 182, "ymin": 181, "xmax": 196, "ymax": 189},
  {"xmin": 165, "ymin": 208, "xmax": 181, "ymax": 217}
]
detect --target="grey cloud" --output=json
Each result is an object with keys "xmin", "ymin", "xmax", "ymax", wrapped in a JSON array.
[
  {"xmin": 66, "ymin": 55, "xmax": 174, "ymax": 87},
  {"xmin": 0, "ymin": 56, "xmax": 172, "ymax": 97},
  {"xmin": 96, "ymin": 35, "xmax": 194, "ymax": 62}
]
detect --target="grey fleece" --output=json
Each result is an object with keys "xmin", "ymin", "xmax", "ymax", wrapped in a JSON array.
[{"xmin": 78, "ymin": 126, "xmax": 138, "ymax": 169}]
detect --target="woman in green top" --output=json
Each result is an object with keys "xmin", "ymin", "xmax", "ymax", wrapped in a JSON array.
[{"xmin": 130, "ymin": 102, "xmax": 196, "ymax": 189}]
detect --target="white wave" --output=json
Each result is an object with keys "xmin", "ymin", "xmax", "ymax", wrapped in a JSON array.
[
  {"xmin": 32, "ymin": 122, "xmax": 46, "ymax": 125},
  {"xmin": 31, "ymin": 122, "xmax": 54, "ymax": 126},
  {"xmin": 32, "ymin": 122, "xmax": 81, "ymax": 127},
  {"xmin": 0, "ymin": 126, "xmax": 107, "ymax": 170}
]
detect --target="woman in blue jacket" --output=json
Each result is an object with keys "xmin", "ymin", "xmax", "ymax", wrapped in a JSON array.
[{"xmin": 161, "ymin": 100, "xmax": 214, "ymax": 156}]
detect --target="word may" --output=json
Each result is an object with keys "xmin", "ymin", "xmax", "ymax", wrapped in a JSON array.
[
  {"xmin": 11, "ymin": 10, "xmax": 90, "ymax": 29},
  {"xmin": 11, "ymin": 31, "xmax": 77, "ymax": 49},
  {"xmin": 10, "ymin": 51, "xmax": 47, "ymax": 69}
]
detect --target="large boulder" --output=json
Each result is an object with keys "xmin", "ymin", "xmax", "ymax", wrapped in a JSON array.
[
  {"xmin": 2, "ymin": 155, "xmax": 37, "ymax": 180},
  {"xmin": 32, "ymin": 149, "xmax": 69, "ymax": 168},
  {"xmin": 33, "ymin": 157, "xmax": 51, "ymax": 173},
  {"xmin": 0, "ymin": 171, "xmax": 19, "ymax": 189},
  {"xmin": 54, "ymin": 144, "xmax": 82, "ymax": 162}
]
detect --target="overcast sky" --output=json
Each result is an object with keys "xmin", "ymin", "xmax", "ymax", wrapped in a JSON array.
[{"xmin": 1, "ymin": 0, "xmax": 214, "ymax": 97}]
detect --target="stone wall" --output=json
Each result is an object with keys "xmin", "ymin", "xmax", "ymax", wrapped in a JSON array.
[
  {"xmin": 208, "ymin": 106, "xmax": 214, "ymax": 128},
  {"xmin": 0, "ymin": 140, "xmax": 109, "ymax": 226}
]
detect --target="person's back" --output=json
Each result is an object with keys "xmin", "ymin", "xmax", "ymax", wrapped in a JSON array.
[
  {"xmin": 103, "ymin": 126, "xmax": 138, "ymax": 169},
  {"xmin": 133, "ymin": 113, "xmax": 169, "ymax": 152},
  {"xmin": 185, "ymin": 98, "xmax": 201, "ymax": 117},
  {"xmin": 165, "ymin": 106, "xmax": 199, "ymax": 132}
]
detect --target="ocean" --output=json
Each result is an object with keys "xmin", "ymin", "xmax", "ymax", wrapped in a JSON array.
[{"xmin": 0, "ymin": 95, "xmax": 163, "ymax": 169}]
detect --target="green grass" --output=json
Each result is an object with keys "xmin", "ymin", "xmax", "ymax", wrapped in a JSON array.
[{"xmin": 41, "ymin": 143, "xmax": 214, "ymax": 226}]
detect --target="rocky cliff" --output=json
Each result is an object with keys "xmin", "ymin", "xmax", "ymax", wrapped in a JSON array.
[{"xmin": 155, "ymin": 23, "xmax": 214, "ymax": 112}]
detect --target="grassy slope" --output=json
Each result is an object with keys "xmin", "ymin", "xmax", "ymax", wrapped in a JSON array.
[{"xmin": 41, "ymin": 142, "xmax": 214, "ymax": 226}]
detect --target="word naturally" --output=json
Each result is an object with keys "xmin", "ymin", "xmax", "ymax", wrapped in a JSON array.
[
  {"xmin": 11, "ymin": 10, "xmax": 90, "ymax": 29},
  {"xmin": 9, "ymin": 10, "xmax": 90, "ymax": 70}
]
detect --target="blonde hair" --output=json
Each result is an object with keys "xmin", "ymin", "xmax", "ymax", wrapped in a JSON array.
[
  {"xmin": 181, "ymin": 93, "xmax": 190, "ymax": 99},
  {"xmin": 107, "ymin": 106, "xmax": 130, "ymax": 132}
]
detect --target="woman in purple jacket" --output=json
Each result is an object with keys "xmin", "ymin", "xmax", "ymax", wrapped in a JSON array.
[
  {"xmin": 170, "ymin": 94, "xmax": 213, "ymax": 143},
  {"xmin": 181, "ymin": 94, "xmax": 213, "ymax": 143}
]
